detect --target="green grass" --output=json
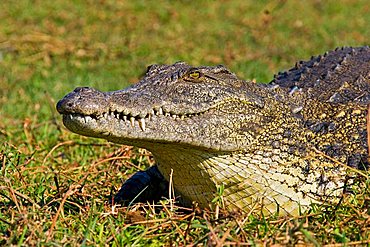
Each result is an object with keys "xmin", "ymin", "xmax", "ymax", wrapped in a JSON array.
[{"xmin": 1, "ymin": 0, "xmax": 369, "ymax": 245}]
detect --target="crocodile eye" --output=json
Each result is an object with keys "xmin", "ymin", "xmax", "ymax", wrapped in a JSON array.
[
  {"xmin": 189, "ymin": 71, "xmax": 200, "ymax": 79},
  {"xmin": 183, "ymin": 69, "xmax": 204, "ymax": 82}
]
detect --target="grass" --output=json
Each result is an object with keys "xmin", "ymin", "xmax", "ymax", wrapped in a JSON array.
[{"xmin": 1, "ymin": 0, "xmax": 369, "ymax": 245}]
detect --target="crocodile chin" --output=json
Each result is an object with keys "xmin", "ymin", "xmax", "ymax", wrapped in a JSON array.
[{"xmin": 57, "ymin": 47, "xmax": 370, "ymax": 215}]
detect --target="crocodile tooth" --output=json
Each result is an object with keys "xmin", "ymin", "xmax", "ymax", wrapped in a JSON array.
[
  {"xmin": 151, "ymin": 109, "xmax": 155, "ymax": 115},
  {"xmin": 289, "ymin": 86, "xmax": 299, "ymax": 95},
  {"xmin": 172, "ymin": 114, "xmax": 177, "ymax": 119},
  {"xmin": 180, "ymin": 115, "xmax": 185, "ymax": 120},
  {"xmin": 165, "ymin": 112, "xmax": 170, "ymax": 117},
  {"xmin": 138, "ymin": 118, "xmax": 146, "ymax": 131},
  {"xmin": 130, "ymin": 117, "xmax": 135, "ymax": 127},
  {"xmin": 292, "ymin": 106, "xmax": 303, "ymax": 114},
  {"xmin": 123, "ymin": 115, "xmax": 127, "ymax": 121},
  {"xmin": 158, "ymin": 107, "xmax": 163, "ymax": 115}
]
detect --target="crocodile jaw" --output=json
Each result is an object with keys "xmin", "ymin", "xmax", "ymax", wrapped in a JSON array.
[{"xmin": 59, "ymin": 99, "xmax": 262, "ymax": 152}]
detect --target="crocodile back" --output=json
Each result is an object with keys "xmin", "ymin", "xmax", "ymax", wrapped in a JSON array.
[{"xmin": 271, "ymin": 46, "xmax": 370, "ymax": 104}]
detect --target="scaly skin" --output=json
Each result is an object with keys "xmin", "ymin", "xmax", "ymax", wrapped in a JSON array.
[{"xmin": 57, "ymin": 46, "xmax": 370, "ymax": 215}]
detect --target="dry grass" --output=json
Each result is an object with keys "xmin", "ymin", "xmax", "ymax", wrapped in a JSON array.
[
  {"xmin": 1, "ymin": 140, "xmax": 369, "ymax": 245},
  {"xmin": 1, "ymin": 0, "xmax": 369, "ymax": 245}
]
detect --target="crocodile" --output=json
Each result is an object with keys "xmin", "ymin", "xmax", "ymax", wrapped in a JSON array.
[{"xmin": 57, "ymin": 46, "xmax": 370, "ymax": 215}]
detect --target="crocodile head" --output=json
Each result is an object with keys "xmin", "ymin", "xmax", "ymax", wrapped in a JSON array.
[{"xmin": 57, "ymin": 62, "xmax": 273, "ymax": 152}]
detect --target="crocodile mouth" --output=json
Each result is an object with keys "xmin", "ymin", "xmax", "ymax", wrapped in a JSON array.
[{"xmin": 62, "ymin": 106, "xmax": 207, "ymax": 132}]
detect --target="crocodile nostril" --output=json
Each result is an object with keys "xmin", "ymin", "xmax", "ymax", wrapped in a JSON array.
[{"xmin": 67, "ymin": 102, "xmax": 73, "ymax": 108}]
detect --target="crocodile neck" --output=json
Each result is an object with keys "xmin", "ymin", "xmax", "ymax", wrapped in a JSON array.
[{"xmin": 135, "ymin": 98, "xmax": 368, "ymax": 215}]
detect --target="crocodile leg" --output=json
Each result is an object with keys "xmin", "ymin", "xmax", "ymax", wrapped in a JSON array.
[{"xmin": 113, "ymin": 165, "xmax": 169, "ymax": 205}]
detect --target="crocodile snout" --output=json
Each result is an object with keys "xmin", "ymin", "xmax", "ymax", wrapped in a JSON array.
[{"xmin": 56, "ymin": 87, "xmax": 110, "ymax": 116}]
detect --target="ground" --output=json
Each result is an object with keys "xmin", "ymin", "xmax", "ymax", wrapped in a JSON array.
[{"xmin": 0, "ymin": 0, "xmax": 369, "ymax": 245}]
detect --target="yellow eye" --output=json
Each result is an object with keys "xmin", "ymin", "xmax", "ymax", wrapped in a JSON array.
[{"xmin": 189, "ymin": 71, "xmax": 200, "ymax": 79}]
